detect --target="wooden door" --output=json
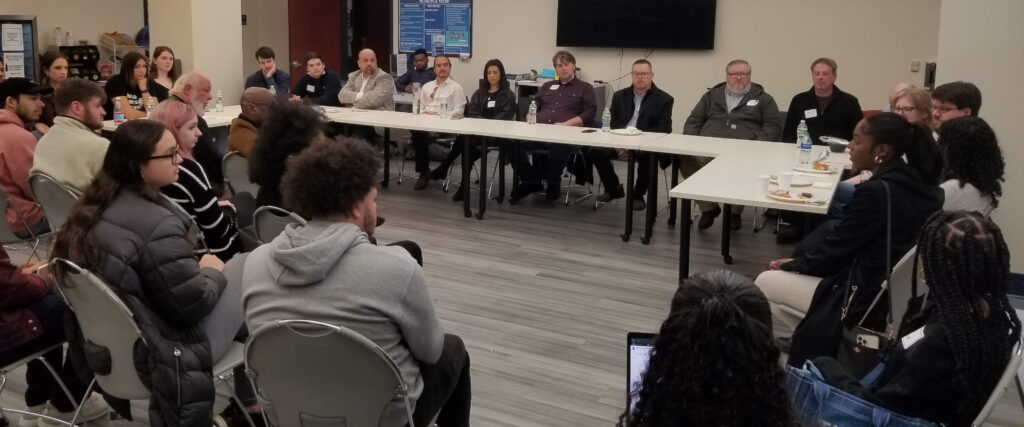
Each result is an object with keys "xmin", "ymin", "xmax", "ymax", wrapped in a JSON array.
[
  {"xmin": 350, "ymin": 0, "xmax": 392, "ymax": 73},
  {"xmin": 287, "ymin": 0, "xmax": 344, "ymax": 88}
]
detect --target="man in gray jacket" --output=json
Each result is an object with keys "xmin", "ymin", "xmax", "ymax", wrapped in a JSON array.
[
  {"xmin": 681, "ymin": 59, "xmax": 780, "ymax": 231},
  {"xmin": 241, "ymin": 139, "xmax": 470, "ymax": 427}
]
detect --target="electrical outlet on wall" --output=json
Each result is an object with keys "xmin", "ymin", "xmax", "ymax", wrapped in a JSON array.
[{"xmin": 911, "ymin": 61, "xmax": 921, "ymax": 72}]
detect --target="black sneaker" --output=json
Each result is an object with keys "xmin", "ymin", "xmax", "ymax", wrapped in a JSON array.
[
  {"xmin": 452, "ymin": 186, "xmax": 466, "ymax": 202},
  {"xmin": 511, "ymin": 182, "xmax": 543, "ymax": 201},
  {"xmin": 596, "ymin": 185, "xmax": 625, "ymax": 202},
  {"xmin": 414, "ymin": 174, "xmax": 430, "ymax": 190},
  {"xmin": 698, "ymin": 206, "xmax": 721, "ymax": 230},
  {"xmin": 429, "ymin": 162, "xmax": 450, "ymax": 180},
  {"xmin": 632, "ymin": 197, "xmax": 646, "ymax": 211},
  {"xmin": 729, "ymin": 213, "xmax": 742, "ymax": 231}
]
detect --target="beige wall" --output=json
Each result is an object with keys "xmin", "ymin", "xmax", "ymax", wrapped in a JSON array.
[
  {"xmin": 394, "ymin": 0, "xmax": 940, "ymax": 128},
  {"xmin": 241, "ymin": 0, "xmax": 289, "ymax": 89},
  {"xmin": 937, "ymin": 0, "xmax": 1024, "ymax": 271},
  {"xmin": 149, "ymin": 1, "xmax": 194, "ymax": 73}
]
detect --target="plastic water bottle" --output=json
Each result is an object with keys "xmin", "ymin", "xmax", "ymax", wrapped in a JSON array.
[
  {"xmin": 113, "ymin": 98, "xmax": 125, "ymax": 124},
  {"xmin": 439, "ymin": 96, "xmax": 449, "ymax": 119},
  {"xmin": 268, "ymin": 85, "xmax": 277, "ymax": 97},
  {"xmin": 797, "ymin": 120, "xmax": 812, "ymax": 164},
  {"xmin": 145, "ymin": 97, "xmax": 156, "ymax": 116},
  {"xmin": 527, "ymin": 98, "xmax": 537, "ymax": 125},
  {"xmin": 601, "ymin": 108, "xmax": 611, "ymax": 132},
  {"xmin": 215, "ymin": 90, "xmax": 224, "ymax": 112},
  {"xmin": 411, "ymin": 82, "xmax": 421, "ymax": 114}
]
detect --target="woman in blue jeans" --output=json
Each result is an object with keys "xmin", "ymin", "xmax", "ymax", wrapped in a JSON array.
[{"xmin": 788, "ymin": 211, "xmax": 1021, "ymax": 426}]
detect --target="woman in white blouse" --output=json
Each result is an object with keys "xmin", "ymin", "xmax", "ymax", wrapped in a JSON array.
[{"xmin": 936, "ymin": 116, "xmax": 1003, "ymax": 216}]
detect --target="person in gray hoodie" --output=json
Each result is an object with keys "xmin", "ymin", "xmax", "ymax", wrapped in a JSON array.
[
  {"xmin": 681, "ymin": 59, "xmax": 781, "ymax": 231},
  {"xmin": 241, "ymin": 139, "xmax": 471, "ymax": 427}
]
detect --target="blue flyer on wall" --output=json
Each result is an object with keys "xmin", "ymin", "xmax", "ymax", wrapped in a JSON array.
[{"xmin": 399, "ymin": 0, "xmax": 472, "ymax": 56}]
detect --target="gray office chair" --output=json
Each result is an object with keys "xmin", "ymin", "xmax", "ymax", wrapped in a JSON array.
[
  {"xmin": 52, "ymin": 258, "xmax": 254, "ymax": 426},
  {"xmin": 253, "ymin": 206, "xmax": 307, "ymax": 244},
  {"xmin": 972, "ymin": 335, "xmax": 1023, "ymax": 426},
  {"xmin": 887, "ymin": 247, "xmax": 921, "ymax": 332},
  {"xmin": 0, "ymin": 343, "xmax": 79, "ymax": 427},
  {"xmin": 27, "ymin": 172, "xmax": 79, "ymax": 233},
  {"xmin": 0, "ymin": 185, "xmax": 49, "ymax": 262},
  {"xmin": 223, "ymin": 151, "xmax": 259, "ymax": 197},
  {"xmin": 244, "ymin": 319, "xmax": 417, "ymax": 427}
]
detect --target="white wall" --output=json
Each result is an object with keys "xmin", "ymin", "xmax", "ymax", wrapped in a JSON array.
[
  {"xmin": 936, "ymin": 0, "xmax": 1024, "ymax": 271},
  {"xmin": 394, "ymin": 0, "xmax": 941, "ymax": 128},
  {"xmin": 241, "ymin": 0, "xmax": 289, "ymax": 90}
]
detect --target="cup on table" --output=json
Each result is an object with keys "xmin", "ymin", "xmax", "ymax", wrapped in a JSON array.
[
  {"xmin": 755, "ymin": 174, "xmax": 770, "ymax": 195},
  {"xmin": 776, "ymin": 172, "xmax": 794, "ymax": 192}
]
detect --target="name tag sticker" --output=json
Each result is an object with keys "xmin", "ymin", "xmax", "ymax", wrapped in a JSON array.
[
  {"xmin": 747, "ymin": 100, "xmax": 759, "ymax": 106},
  {"xmin": 901, "ymin": 326, "xmax": 926, "ymax": 349},
  {"xmin": 487, "ymin": 100, "xmax": 496, "ymax": 108},
  {"xmin": 306, "ymin": 84, "xmax": 316, "ymax": 92},
  {"xmin": 549, "ymin": 85, "xmax": 560, "ymax": 90},
  {"xmin": 804, "ymin": 109, "xmax": 818, "ymax": 119}
]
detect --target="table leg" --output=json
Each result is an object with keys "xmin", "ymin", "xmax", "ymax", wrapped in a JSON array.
[
  {"xmin": 668, "ymin": 156, "xmax": 679, "ymax": 227},
  {"xmin": 476, "ymin": 137, "xmax": 487, "ymax": 220},
  {"xmin": 679, "ymin": 198, "xmax": 691, "ymax": 284},
  {"xmin": 382, "ymin": 128, "xmax": 391, "ymax": 188},
  {"xmin": 641, "ymin": 151, "xmax": 658, "ymax": 245},
  {"xmin": 497, "ymin": 142, "xmax": 506, "ymax": 203},
  {"xmin": 462, "ymin": 135, "xmax": 472, "ymax": 218},
  {"xmin": 721, "ymin": 203, "xmax": 734, "ymax": 264},
  {"xmin": 510, "ymin": 141, "xmax": 520, "ymax": 205},
  {"xmin": 621, "ymin": 150, "xmax": 635, "ymax": 242}
]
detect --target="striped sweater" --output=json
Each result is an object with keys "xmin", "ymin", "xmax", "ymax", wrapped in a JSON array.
[{"xmin": 161, "ymin": 157, "xmax": 240, "ymax": 259}]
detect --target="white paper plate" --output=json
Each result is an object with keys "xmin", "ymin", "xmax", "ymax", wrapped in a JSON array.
[
  {"xmin": 767, "ymin": 190, "xmax": 823, "ymax": 204},
  {"xmin": 770, "ymin": 176, "xmax": 813, "ymax": 187},
  {"xmin": 793, "ymin": 163, "xmax": 838, "ymax": 174},
  {"xmin": 611, "ymin": 128, "xmax": 643, "ymax": 136}
]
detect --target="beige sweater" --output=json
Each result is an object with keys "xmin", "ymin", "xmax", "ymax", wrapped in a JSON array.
[
  {"xmin": 338, "ymin": 68, "xmax": 396, "ymax": 111},
  {"xmin": 31, "ymin": 116, "xmax": 109, "ymax": 194}
]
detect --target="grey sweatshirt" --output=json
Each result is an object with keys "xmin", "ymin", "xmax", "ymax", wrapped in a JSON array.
[{"xmin": 242, "ymin": 220, "xmax": 443, "ymax": 426}]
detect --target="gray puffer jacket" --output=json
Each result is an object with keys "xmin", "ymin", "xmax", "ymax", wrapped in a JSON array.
[
  {"xmin": 83, "ymin": 187, "xmax": 227, "ymax": 426},
  {"xmin": 683, "ymin": 82, "xmax": 781, "ymax": 141}
]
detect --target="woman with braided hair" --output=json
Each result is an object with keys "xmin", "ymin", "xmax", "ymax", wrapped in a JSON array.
[
  {"xmin": 619, "ymin": 270, "xmax": 794, "ymax": 427},
  {"xmin": 937, "ymin": 116, "xmax": 1004, "ymax": 216},
  {"xmin": 791, "ymin": 211, "xmax": 1021, "ymax": 426}
]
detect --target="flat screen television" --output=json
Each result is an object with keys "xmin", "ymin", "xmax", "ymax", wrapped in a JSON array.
[{"xmin": 556, "ymin": 0, "xmax": 717, "ymax": 50}]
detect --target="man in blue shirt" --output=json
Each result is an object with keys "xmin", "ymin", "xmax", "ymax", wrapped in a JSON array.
[
  {"xmin": 243, "ymin": 46, "xmax": 290, "ymax": 96},
  {"xmin": 395, "ymin": 48, "xmax": 436, "ymax": 94}
]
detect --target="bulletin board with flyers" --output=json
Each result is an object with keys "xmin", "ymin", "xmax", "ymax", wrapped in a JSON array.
[{"xmin": 1, "ymin": 15, "xmax": 39, "ymax": 81}]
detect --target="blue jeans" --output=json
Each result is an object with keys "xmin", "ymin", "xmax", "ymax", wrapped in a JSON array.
[{"xmin": 786, "ymin": 361, "xmax": 936, "ymax": 427}]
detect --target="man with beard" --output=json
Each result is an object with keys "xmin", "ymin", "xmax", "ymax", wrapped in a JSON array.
[
  {"xmin": 32, "ymin": 78, "xmax": 110, "ymax": 194},
  {"xmin": 169, "ymin": 72, "xmax": 226, "ymax": 196},
  {"xmin": 0, "ymin": 78, "xmax": 52, "ymax": 237}
]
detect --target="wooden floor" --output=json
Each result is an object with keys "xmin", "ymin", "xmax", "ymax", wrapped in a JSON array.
[{"xmin": 3, "ymin": 157, "xmax": 1022, "ymax": 426}]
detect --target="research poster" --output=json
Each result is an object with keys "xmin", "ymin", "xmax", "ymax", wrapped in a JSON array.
[{"xmin": 399, "ymin": 0, "xmax": 472, "ymax": 56}]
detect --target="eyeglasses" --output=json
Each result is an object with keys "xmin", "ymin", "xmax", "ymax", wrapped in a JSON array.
[
  {"xmin": 932, "ymin": 105, "xmax": 960, "ymax": 114},
  {"xmin": 631, "ymin": 72, "xmax": 652, "ymax": 78},
  {"xmin": 727, "ymin": 72, "xmax": 751, "ymax": 78},
  {"xmin": 148, "ymin": 149, "xmax": 182, "ymax": 165},
  {"xmin": 892, "ymin": 106, "xmax": 917, "ymax": 114}
]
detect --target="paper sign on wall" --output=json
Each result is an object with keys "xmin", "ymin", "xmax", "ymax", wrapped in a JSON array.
[
  {"xmin": 2, "ymin": 23, "xmax": 24, "ymax": 51},
  {"xmin": 3, "ymin": 52, "xmax": 25, "ymax": 78}
]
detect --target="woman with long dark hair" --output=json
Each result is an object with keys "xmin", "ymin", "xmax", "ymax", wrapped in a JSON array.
[
  {"xmin": 51, "ymin": 120, "xmax": 256, "ymax": 425},
  {"xmin": 426, "ymin": 58, "xmax": 516, "ymax": 201},
  {"xmin": 620, "ymin": 270, "xmax": 793, "ymax": 427},
  {"xmin": 937, "ymin": 116, "xmax": 1004, "ymax": 216},
  {"xmin": 35, "ymin": 50, "xmax": 69, "ymax": 133},
  {"xmin": 248, "ymin": 99, "xmax": 328, "ymax": 208},
  {"xmin": 757, "ymin": 113, "xmax": 944, "ymax": 367},
  {"xmin": 790, "ymin": 211, "xmax": 1021, "ymax": 426},
  {"xmin": 103, "ymin": 51, "xmax": 168, "ymax": 120},
  {"xmin": 149, "ymin": 46, "xmax": 178, "ymax": 91}
]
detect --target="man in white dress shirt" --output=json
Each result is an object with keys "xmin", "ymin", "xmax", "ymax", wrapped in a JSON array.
[{"xmin": 411, "ymin": 55, "xmax": 466, "ymax": 190}]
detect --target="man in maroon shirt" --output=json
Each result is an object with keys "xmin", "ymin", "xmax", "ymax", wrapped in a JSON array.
[{"xmin": 510, "ymin": 50, "xmax": 596, "ymax": 201}]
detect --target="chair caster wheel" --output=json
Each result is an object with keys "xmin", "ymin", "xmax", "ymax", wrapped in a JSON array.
[{"xmin": 641, "ymin": 237, "xmax": 650, "ymax": 245}]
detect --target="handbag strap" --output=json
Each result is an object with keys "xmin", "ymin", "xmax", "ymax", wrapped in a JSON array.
[{"xmin": 854, "ymin": 181, "xmax": 894, "ymax": 331}]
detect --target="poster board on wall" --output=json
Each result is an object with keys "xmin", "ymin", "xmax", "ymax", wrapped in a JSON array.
[
  {"xmin": 0, "ymin": 15, "xmax": 39, "ymax": 81},
  {"xmin": 398, "ymin": 0, "xmax": 471, "ymax": 57}
]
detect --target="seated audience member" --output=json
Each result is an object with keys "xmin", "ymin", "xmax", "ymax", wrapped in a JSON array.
[
  {"xmin": 395, "ymin": 48, "xmax": 436, "ymax": 112},
  {"xmin": 681, "ymin": 59, "xmax": 779, "ymax": 228},
  {"xmin": 510, "ymin": 50, "xmax": 597, "ymax": 201},
  {"xmin": 289, "ymin": 51, "xmax": 341, "ymax": 106},
  {"xmin": 169, "ymin": 72, "xmax": 225, "ymax": 196},
  {"xmin": 151, "ymin": 100, "xmax": 244, "ymax": 260},
  {"xmin": 410, "ymin": 55, "xmax": 466, "ymax": 190},
  {"xmin": 31, "ymin": 78, "xmax": 110, "ymax": 194},
  {"xmin": 585, "ymin": 59, "xmax": 674, "ymax": 211},
  {"xmin": 103, "ymin": 51, "xmax": 168, "ymax": 120},
  {"xmin": 619, "ymin": 270, "xmax": 792, "ymax": 427},
  {"xmin": 52, "ymin": 120, "xmax": 258, "ymax": 426},
  {"xmin": 931, "ymin": 81, "xmax": 981, "ymax": 131},
  {"xmin": 427, "ymin": 58, "xmax": 514, "ymax": 200},
  {"xmin": 228, "ymin": 87, "xmax": 273, "ymax": 157},
  {"xmin": 883, "ymin": 82, "xmax": 915, "ymax": 112},
  {"xmin": 0, "ymin": 78, "xmax": 50, "ymax": 238},
  {"xmin": 249, "ymin": 100, "xmax": 328, "ymax": 208},
  {"xmin": 243, "ymin": 140, "xmax": 470, "ymax": 427},
  {"xmin": 244, "ymin": 46, "xmax": 290, "ymax": 96},
  {"xmin": 758, "ymin": 113, "xmax": 943, "ymax": 367},
  {"xmin": 788, "ymin": 211, "xmax": 1021, "ymax": 427},
  {"xmin": 35, "ymin": 50, "xmax": 69, "ymax": 134},
  {"xmin": 1, "ymin": 247, "xmax": 110, "ymax": 425},
  {"xmin": 937, "ymin": 117, "xmax": 1004, "ymax": 216},
  {"xmin": 782, "ymin": 58, "xmax": 862, "ymax": 143},
  {"xmin": 150, "ymin": 45, "xmax": 179, "ymax": 91}
]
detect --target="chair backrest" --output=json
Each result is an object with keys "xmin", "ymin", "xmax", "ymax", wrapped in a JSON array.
[
  {"xmin": 223, "ymin": 151, "xmax": 259, "ymax": 197},
  {"xmin": 28, "ymin": 172, "xmax": 80, "ymax": 232},
  {"xmin": 253, "ymin": 205, "xmax": 306, "ymax": 244},
  {"xmin": 51, "ymin": 258, "xmax": 151, "ymax": 400},
  {"xmin": 887, "ymin": 246, "xmax": 919, "ymax": 331},
  {"xmin": 245, "ymin": 320, "xmax": 415, "ymax": 427},
  {"xmin": 972, "ymin": 336, "xmax": 1023, "ymax": 426}
]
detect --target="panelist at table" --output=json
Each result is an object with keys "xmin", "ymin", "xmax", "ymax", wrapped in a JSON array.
[
  {"xmin": 510, "ymin": 50, "xmax": 596, "ymax": 201},
  {"xmin": 410, "ymin": 55, "xmax": 466, "ymax": 190},
  {"xmin": 338, "ymin": 48, "xmax": 395, "ymax": 144},
  {"xmin": 289, "ymin": 51, "xmax": 341, "ymax": 107}
]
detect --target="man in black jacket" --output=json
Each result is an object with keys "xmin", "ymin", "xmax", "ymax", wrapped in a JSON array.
[
  {"xmin": 781, "ymin": 57, "xmax": 862, "ymax": 144},
  {"xmin": 588, "ymin": 59, "xmax": 674, "ymax": 210}
]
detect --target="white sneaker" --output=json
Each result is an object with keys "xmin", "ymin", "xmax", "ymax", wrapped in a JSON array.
[
  {"xmin": 18, "ymin": 404, "xmax": 46, "ymax": 427},
  {"xmin": 38, "ymin": 394, "xmax": 109, "ymax": 426}
]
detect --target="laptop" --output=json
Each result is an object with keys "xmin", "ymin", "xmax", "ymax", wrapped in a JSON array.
[{"xmin": 626, "ymin": 332, "xmax": 657, "ymax": 415}]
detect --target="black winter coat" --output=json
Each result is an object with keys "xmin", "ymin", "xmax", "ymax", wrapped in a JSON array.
[
  {"xmin": 609, "ymin": 83, "xmax": 674, "ymax": 133},
  {"xmin": 781, "ymin": 85, "xmax": 863, "ymax": 144}
]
